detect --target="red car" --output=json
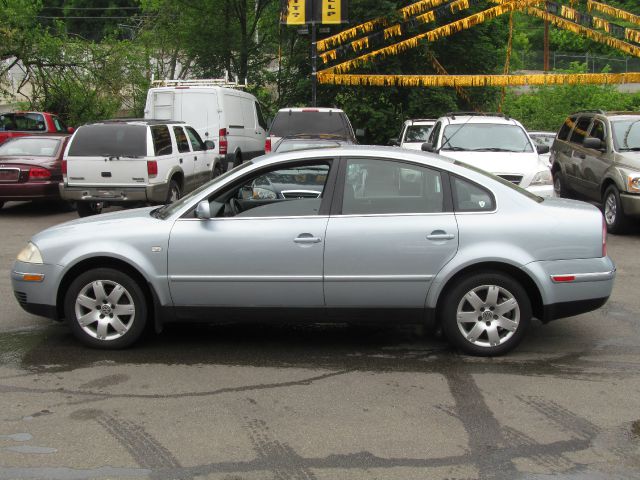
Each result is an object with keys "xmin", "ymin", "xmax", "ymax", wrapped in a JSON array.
[
  {"xmin": 0, "ymin": 112, "xmax": 73, "ymax": 145},
  {"xmin": 0, "ymin": 135, "xmax": 71, "ymax": 209}
]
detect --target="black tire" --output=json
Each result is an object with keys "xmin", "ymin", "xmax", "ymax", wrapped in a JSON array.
[
  {"xmin": 212, "ymin": 163, "xmax": 223, "ymax": 179},
  {"xmin": 441, "ymin": 271, "xmax": 531, "ymax": 356},
  {"xmin": 603, "ymin": 185, "xmax": 630, "ymax": 234},
  {"xmin": 552, "ymin": 170, "xmax": 570, "ymax": 198},
  {"xmin": 76, "ymin": 201, "xmax": 103, "ymax": 217},
  {"xmin": 233, "ymin": 153, "xmax": 242, "ymax": 169},
  {"xmin": 64, "ymin": 268, "xmax": 148, "ymax": 349},
  {"xmin": 57, "ymin": 200, "xmax": 76, "ymax": 212},
  {"xmin": 166, "ymin": 179, "xmax": 181, "ymax": 204},
  {"xmin": 0, "ymin": 201, "xmax": 4, "ymax": 210}
]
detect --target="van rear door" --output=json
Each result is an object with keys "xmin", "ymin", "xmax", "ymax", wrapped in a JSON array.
[
  {"xmin": 66, "ymin": 124, "xmax": 148, "ymax": 186},
  {"xmin": 148, "ymin": 91, "xmax": 175, "ymax": 120}
]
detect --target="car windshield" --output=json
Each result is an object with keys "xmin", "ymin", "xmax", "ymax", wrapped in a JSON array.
[
  {"xmin": 442, "ymin": 124, "xmax": 534, "ymax": 152},
  {"xmin": 611, "ymin": 119, "xmax": 640, "ymax": 151},
  {"xmin": 269, "ymin": 112, "xmax": 351, "ymax": 138},
  {"xmin": 0, "ymin": 113, "xmax": 46, "ymax": 132},
  {"xmin": 152, "ymin": 162, "xmax": 254, "ymax": 220},
  {"xmin": 404, "ymin": 125, "xmax": 433, "ymax": 142},
  {"xmin": 0, "ymin": 137, "xmax": 61, "ymax": 156},
  {"xmin": 454, "ymin": 160, "xmax": 543, "ymax": 203},
  {"xmin": 67, "ymin": 124, "xmax": 147, "ymax": 157}
]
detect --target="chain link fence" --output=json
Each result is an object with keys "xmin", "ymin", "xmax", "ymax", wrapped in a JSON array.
[{"xmin": 514, "ymin": 50, "xmax": 640, "ymax": 73}]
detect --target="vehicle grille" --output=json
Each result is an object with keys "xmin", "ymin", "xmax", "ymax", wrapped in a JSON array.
[
  {"xmin": 497, "ymin": 174, "xmax": 523, "ymax": 185},
  {"xmin": 14, "ymin": 291, "xmax": 27, "ymax": 304}
]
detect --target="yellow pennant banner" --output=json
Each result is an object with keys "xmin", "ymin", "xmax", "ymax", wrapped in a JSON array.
[
  {"xmin": 587, "ymin": 0, "xmax": 640, "ymax": 27},
  {"xmin": 317, "ymin": 72, "xmax": 640, "ymax": 87}
]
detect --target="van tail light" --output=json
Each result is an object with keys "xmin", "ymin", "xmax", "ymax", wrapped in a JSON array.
[
  {"xmin": 219, "ymin": 128, "xmax": 228, "ymax": 155},
  {"xmin": 28, "ymin": 167, "xmax": 51, "ymax": 180},
  {"xmin": 265, "ymin": 137, "xmax": 271, "ymax": 153},
  {"xmin": 602, "ymin": 215, "xmax": 607, "ymax": 257},
  {"xmin": 61, "ymin": 160, "xmax": 67, "ymax": 176},
  {"xmin": 147, "ymin": 160, "xmax": 158, "ymax": 178}
]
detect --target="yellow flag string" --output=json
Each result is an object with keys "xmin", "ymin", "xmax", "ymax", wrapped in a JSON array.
[
  {"xmin": 316, "ymin": 72, "xmax": 640, "ymax": 87},
  {"xmin": 557, "ymin": 3, "xmax": 640, "ymax": 46},
  {"xmin": 428, "ymin": 52, "xmax": 478, "ymax": 108},
  {"xmin": 316, "ymin": 0, "xmax": 452, "ymax": 53},
  {"xmin": 527, "ymin": 7, "xmax": 640, "ymax": 58},
  {"xmin": 320, "ymin": 0, "xmax": 535, "ymax": 74},
  {"xmin": 587, "ymin": 0, "xmax": 640, "ymax": 27}
]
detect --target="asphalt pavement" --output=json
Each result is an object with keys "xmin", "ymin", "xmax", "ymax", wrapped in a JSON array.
[{"xmin": 0, "ymin": 200, "xmax": 639, "ymax": 480}]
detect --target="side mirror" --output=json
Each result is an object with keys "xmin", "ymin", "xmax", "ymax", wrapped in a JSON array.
[
  {"xmin": 421, "ymin": 142, "xmax": 435, "ymax": 152},
  {"xmin": 536, "ymin": 144, "xmax": 550, "ymax": 154},
  {"xmin": 583, "ymin": 136, "xmax": 604, "ymax": 151},
  {"xmin": 195, "ymin": 200, "xmax": 211, "ymax": 219},
  {"xmin": 355, "ymin": 128, "xmax": 365, "ymax": 138},
  {"xmin": 67, "ymin": 127, "xmax": 75, "ymax": 134},
  {"xmin": 204, "ymin": 140, "xmax": 215, "ymax": 150}
]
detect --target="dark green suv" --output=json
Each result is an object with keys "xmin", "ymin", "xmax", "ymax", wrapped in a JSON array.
[{"xmin": 551, "ymin": 110, "xmax": 640, "ymax": 233}]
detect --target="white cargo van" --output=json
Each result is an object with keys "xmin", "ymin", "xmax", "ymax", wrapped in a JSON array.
[{"xmin": 144, "ymin": 79, "xmax": 267, "ymax": 172}]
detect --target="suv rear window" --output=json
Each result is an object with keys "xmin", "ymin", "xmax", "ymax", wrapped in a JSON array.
[
  {"xmin": 557, "ymin": 116, "xmax": 575, "ymax": 141},
  {"xmin": 269, "ymin": 111, "xmax": 352, "ymax": 139},
  {"xmin": 0, "ymin": 113, "xmax": 46, "ymax": 132},
  {"xmin": 68, "ymin": 124, "xmax": 147, "ymax": 157}
]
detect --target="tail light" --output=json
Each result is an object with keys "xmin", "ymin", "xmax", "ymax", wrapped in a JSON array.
[
  {"xmin": 61, "ymin": 160, "xmax": 67, "ymax": 175},
  {"xmin": 265, "ymin": 137, "xmax": 272, "ymax": 153},
  {"xmin": 147, "ymin": 160, "xmax": 158, "ymax": 178},
  {"xmin": 28, "ymin": 167, "xmax": 51, "ymax": 180},
  {"xmin": 602, "ymin": 215, "xmax": 607, "ymax": 257},
  {"xmin": 219, "ymin": 128, "xmax": 228, "ymax": 155}
]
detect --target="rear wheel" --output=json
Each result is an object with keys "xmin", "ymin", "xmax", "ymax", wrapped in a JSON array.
[
  {"xmin": 76, "ymin": 201, "xmax": 103, "ymax": 217},
  {"xmin": 603, "ymin": 185, "xmax": 630, "ymax": 234},
  {"xmin": 64, "ymin": 268, "xmax": 147, "ymax": 349},
  {"xmin": 166, "ymin": 179, "xmax": 181, "ymax": 204},
  {"xmin": 441, "ymin": 272, "xmax": 531, "ymax": 356},
  {"xmin": 212, "ymin": 163, "xmax": 223, "ymax": 179}
]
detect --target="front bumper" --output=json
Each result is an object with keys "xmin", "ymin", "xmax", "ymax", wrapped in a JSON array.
[
  {"xmin": 525, "ymin": 184, "xmax": 555, "ymax": 197},
  {"xmin": 11, "ymin": 261, "xmax": 64, "ymax": 321},
  {"xmin": 0, "ymin": 181, "xmax": 62, "ymax": 201},
  {"xmin": 59, "ymin": 183, "xmax": 169, "ymax": 204},
  {"xmin": 620, "ymin": 192, "xmax": 640, "ymax": 216}
]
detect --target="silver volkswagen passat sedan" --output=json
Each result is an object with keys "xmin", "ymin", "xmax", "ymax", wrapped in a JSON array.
[{"xmin": 11, "ymin": 146, "xmax": 615, "ymax": 356}]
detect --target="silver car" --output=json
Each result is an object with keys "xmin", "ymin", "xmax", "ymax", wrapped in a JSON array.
[{"xmin": 11, "ymin": 146, "xmax": 615, "ymax": 356}]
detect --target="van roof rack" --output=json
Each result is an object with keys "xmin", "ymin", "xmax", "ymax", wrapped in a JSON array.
[
  {"xmin": 572, "ymin": 109, "xmax": 605, "ymax": 115},
  {"xmin": 445, "ymin": 112, "xmax": 508, "ymax": 119},
  {"xmin": 151, "ymin": 78, "xmax": 247, "ymax": 89}
]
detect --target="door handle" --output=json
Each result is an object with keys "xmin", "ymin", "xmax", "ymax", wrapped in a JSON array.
[
  {"xmin": 179, "ymin": 158, "xmax": 183, "ymax": 164},
  {"xmin": 194, "ymin": 156, "xmax": 198, "ymax": 161},
  {"xmin": 427, "ymin": 232, "xmax": 455, "ymax": 241},
  {"xmin": 294, "ymin": 234, "xmax": 322, "ymax": 244}
]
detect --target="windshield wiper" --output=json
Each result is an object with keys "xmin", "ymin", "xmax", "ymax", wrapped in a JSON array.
[
  {"xmin": 471, "ymin": 147, "xmax": 517, "ymax": 152},
  {"xmin": 441, "ymin": 146, "xmax": 470, "ymax": 151},
  {"xmin": 619, "ymin": 147, "xmax": 640, "ymax": 151}
]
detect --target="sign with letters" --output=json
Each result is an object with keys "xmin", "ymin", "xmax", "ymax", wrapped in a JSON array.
[{"xmin": 281, "ymin": 0, "xmax": 347, "ymax": 25}]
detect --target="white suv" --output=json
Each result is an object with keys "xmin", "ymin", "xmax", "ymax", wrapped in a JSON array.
[
  {"xmin": 60, "ymin": 119, "xmax": 218, "ymax": 217},
  {"xmin": 422, "ymin": 112, "xmax": 553, "ymax": 197},
  {"xmin": 392, "ymin": 118, "xmax": 436, "ymax": 150}
]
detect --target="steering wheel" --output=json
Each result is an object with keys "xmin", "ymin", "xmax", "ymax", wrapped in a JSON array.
[{"xmin": 228, "ymin": 197, "xmax": 242, "ymax": 216}]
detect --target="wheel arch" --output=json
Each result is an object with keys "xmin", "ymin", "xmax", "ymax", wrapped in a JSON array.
[{"xmin": 434, "ymin": 261, "xmax": 544, "ymax": 325}]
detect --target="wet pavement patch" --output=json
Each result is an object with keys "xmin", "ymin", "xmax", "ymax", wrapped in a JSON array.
[{"xmin": 632, "ymin": 420, "xmax": 640, "ymax": 438}]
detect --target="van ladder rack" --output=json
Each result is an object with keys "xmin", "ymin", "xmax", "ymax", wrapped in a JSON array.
[{"xmin": 151, "ymin": 78, "xmax": 247, "ymax": 89}]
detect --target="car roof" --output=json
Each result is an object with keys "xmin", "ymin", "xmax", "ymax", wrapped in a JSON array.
[
  {"xmin": 441, "ymin": 115, "xmax": 520, "ymax": 126},
  {"xmin": 404, "ymin": 119, "xmax": 436, "ymax": 126},
  {"xmin": 276, "ymin": 107, "xmax": 345, "ymax": 114},
  {"xmin": 86, "ymin": 119, "xmax": 186, "ymax": 126}
]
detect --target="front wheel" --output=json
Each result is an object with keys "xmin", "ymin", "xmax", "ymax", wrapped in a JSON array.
[
  {"xmin": 166, "ymin": 179, "xmax": 181, "ymax": 204},
  {"xmin": 212, "ymin": 163, "xmax": 223, "ymax": 179},
  {"xmin": 76, "ymin": 201, "xmax": 103, "ymax": 217},
  {"xmin": 603, "ymin": 185, "xmax": 630, "ymax": 234},
  {"xmin": 64, "ymin": 268, "xmax": 148, "ymax": 349},
  {"xmin": 441, "ymin": 272, "xmax": 531, "ymax": 356},
  {"xmin": 552, "ymin": 170, "xmax": 570, "ymax": 198}
]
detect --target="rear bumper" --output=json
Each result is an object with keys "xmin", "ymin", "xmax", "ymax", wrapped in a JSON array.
[
  {"xmin": 620, "ymin": 192, "xmax": 640, "ymax": 216},
  {"xmin": 60, "ymin": 183, "xmax": 169, "ymax": 204},
  {"xmin": 542, "ymin": 297, "xmax": 609, "ymax": 322},
  {"xmin": 0, "ymin": 181, "xmax": 61, "ymax": 201}
]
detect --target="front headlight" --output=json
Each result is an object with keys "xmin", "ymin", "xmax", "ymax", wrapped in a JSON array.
[
  {"xmin": 530, "ymin": 169, "xmax": 552, "ymax": 186},
  {"xmin": 627, "ymin": 174, "xmax": 640, "ymax": 193},
  {"xmin": 16, "ymin": 242, "xmax": 43, "ymax": 264}
]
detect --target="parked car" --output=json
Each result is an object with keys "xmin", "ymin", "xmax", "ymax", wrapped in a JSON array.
[
  {"xmin": 391, "ymin": 118, "xmax": 436, "ymax": 150},
  {"xmin": 144, "ymin": 79, "xmax": 267, "ymax": 173},
  {"xmin": 266, "ymin": 107, "xmax": 357, "ymax": 153},
  {"xmin": 528, "ymin": 131, "xmax": 555, "ymax": 166},
  {"xmin": 551, "ymin": 110, "xmax": 640, "ymax": 233},
  {"xmin": 0, "ymin": 135, "xmax": 71, "ymax": 209},
  {"xmin": 422, "ymin": 112, "xmax": 553, "ymax": 196},
  {"xmin": 0, "ymin": 112, "xmax": 72, "ymax": 145},
  {"xmin": 60, "ymin": 119, "xmax": 218, "ymax": 217},
  {"xmin": 271, "ymin": 134, "xmax": 352, "ymax": 153},
  {"xmin": 13, "ymin": 146, "xmax": 614, "ymax": 356}
]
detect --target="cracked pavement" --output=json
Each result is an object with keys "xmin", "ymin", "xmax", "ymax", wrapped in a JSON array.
[{"xmin": 0, "ymin": 201, "xmax": 639, "ymax": 479}]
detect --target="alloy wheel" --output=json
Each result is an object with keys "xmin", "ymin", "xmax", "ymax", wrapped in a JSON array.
[
  {"xmin": 74, "ymin": 280, "xmax": 136, "ymax": 341},
  {"xmin": 604, "ymin": 193, "xmax": 617, "ymax": 226},
  {"xmin": 456, "ymin": 284, "xmax": 520, "ymax": 348}
]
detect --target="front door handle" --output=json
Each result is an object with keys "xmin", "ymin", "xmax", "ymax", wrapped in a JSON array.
[
  {"xmin": 294, "ymin": 234, "xmax": 322, "ymax": 244},
  {"xmin": 427, "ymin": 231, "xmax": 455, "ymax": 241},
  {"xmin": 194, "ymin": 156, "xmax": 198, "ymax": 161}
]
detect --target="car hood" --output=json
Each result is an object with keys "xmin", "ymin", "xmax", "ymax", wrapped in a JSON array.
[
  {"xmin": 616, "ymin": 151, "xmax": 640, "ymax": 169},
  {"xmin": 439, "ymin": 151, "xmax": 545, "ymax": 174}
]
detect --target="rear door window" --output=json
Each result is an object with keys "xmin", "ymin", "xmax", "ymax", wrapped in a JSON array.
[
  {"xmin": 452, "ymin": 176, "xmax": 495, "ymax": 211},
  {"xmin": 52, "ymin": 116, "xmax": 67, "ymax": 133},
  {"xmin": 173, "ymin": 126, "xmax": 191, "ymax": 153},
  {"xmin": 557, "ymin": 116, "xmax": 576, "ymax": 141},
  {"xmin": 569, "ymin": 116, "xmax": 591, "ymax": 144},
  {"xmin": 185, "ymin": 126, "xmax": 205, "ymax": 151},
  {"xmin": 68, "ymin": 124, "xmax": 147, "ymax": 157},
  {"xmin": 151, "ymin": 125, "xmax": 173, "ymax": 156}
]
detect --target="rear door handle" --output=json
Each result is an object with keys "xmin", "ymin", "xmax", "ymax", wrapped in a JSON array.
[
  {"xmin": 194, "ymin": 156, "xmax": 198, "ymax": 161},
  {"xmin": 427, "ymin": 232, "xmax": 455, "ymax": 241},
  {"xmin": 294, "ymin": 234, "xmax": 322, "ymax": 244}
]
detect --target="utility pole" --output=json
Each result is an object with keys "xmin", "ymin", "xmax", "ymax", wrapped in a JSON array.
[{"xmin": 311, "ymin": 19, "xmax": 317, "ymax": 107}]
